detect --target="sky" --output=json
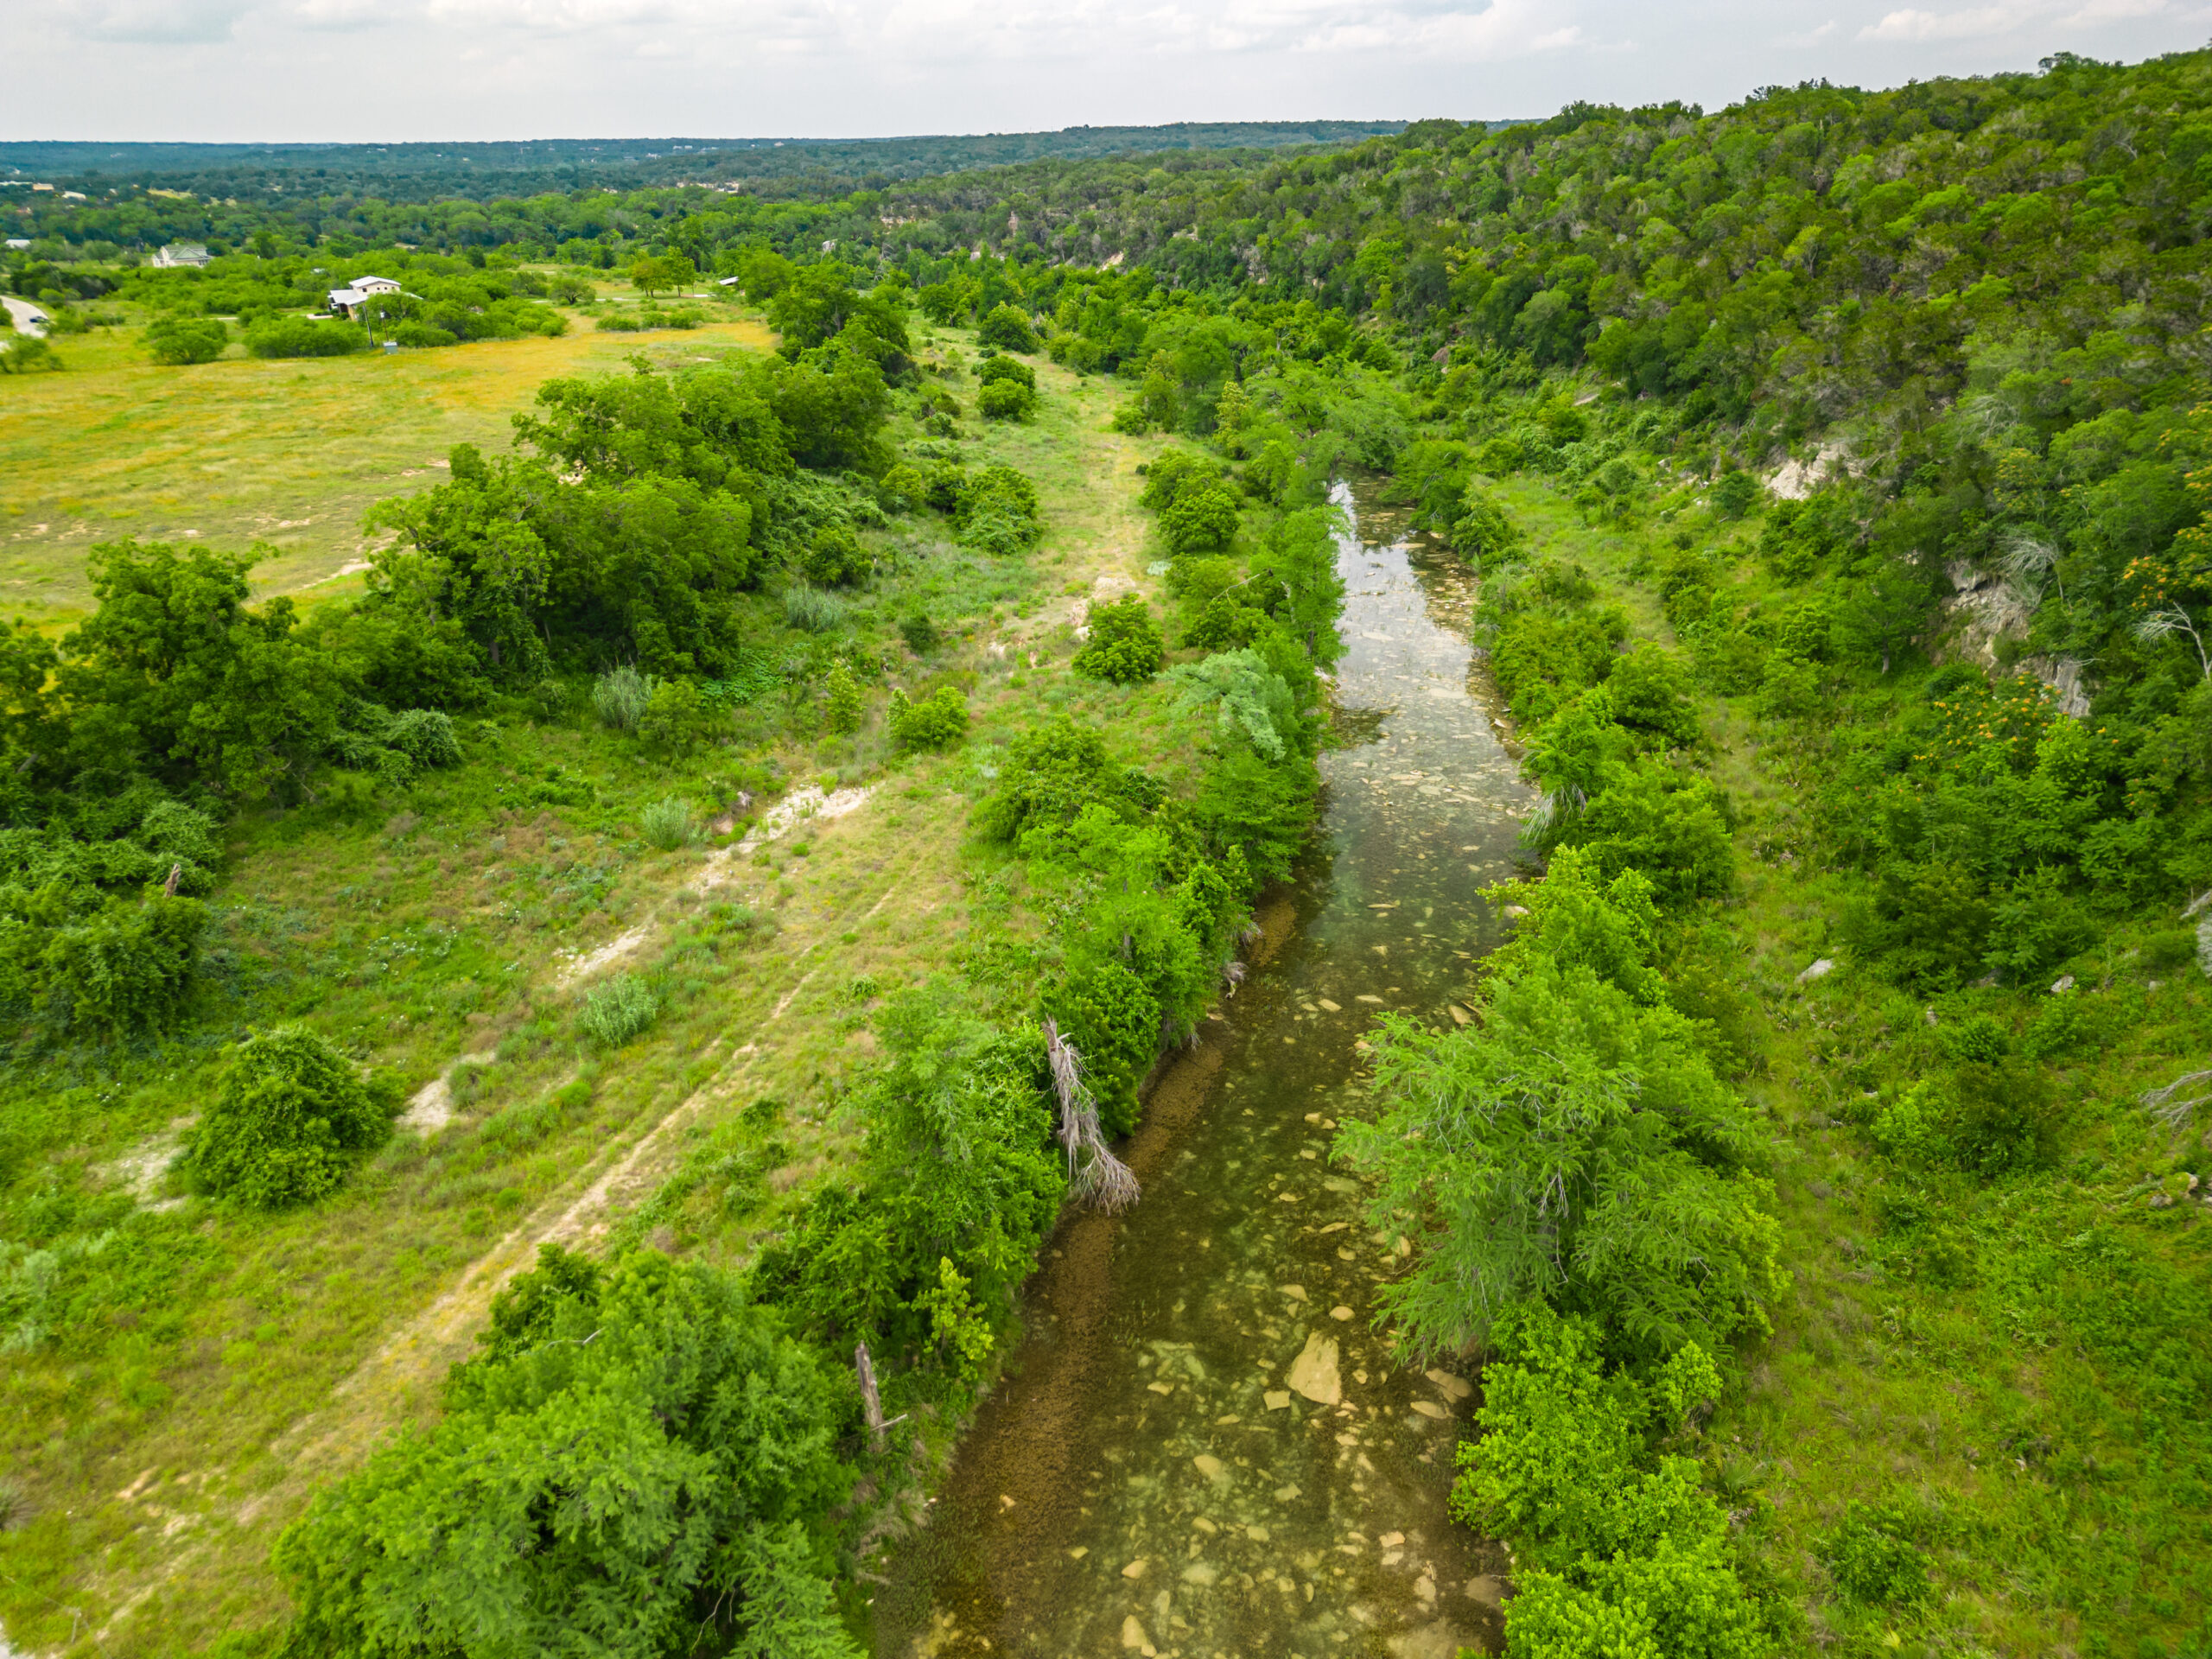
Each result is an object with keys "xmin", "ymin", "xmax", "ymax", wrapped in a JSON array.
[{"xmin": 8, "ymin": 0, "xmax": 2210, "ymax": 143}]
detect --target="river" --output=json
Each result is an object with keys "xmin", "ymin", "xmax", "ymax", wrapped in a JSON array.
[{"xmin": 874, "ymin": 480, "xmax": 1536, "ymax": 1659}]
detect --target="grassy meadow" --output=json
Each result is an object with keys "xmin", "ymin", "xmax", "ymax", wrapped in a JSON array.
[
  {"xmin": 0, "ymin": 326, "xmax": 1207, "ymax": 1652},
  {"xmin": 0, "ymin": 288, "xmax": 773, "ymax": 624}
]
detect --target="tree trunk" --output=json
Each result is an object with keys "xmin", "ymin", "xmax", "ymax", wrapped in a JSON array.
[{"xmin": 856, "ymin": 1341, "xmax": 886, "ymax": 1448}]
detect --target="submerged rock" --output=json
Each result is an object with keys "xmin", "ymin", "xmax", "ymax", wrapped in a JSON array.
[{"xmin": 1287, "ymin": 1331, "xmax": 1343, "ymax": 1405}]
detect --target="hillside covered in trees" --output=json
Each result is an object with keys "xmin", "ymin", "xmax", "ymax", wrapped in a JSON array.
[{"xmin": 5, "ymin": 40, "xmax": 2212, "ymax": 1659}]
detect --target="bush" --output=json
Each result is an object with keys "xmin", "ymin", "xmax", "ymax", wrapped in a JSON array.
[
  {"xmin": 273, "ymin": 1250, "xmax": 853, "ymax": 1659},
  {"xmin": 1072, "ymin": 595, "xmax": 1163, "ymax": 684},
  {"xmin": 591, "ymin": 664, "xmax": 655, "ymax": 731},
  {"xmin": 977, "ymin": 378, "xmax": 1036, "ymax": 422},
  {"xmin": 978, "ymin": 715, "xmax": 1120, "ymax": 842},
  {"xmin": 978, "ymin": 303, "xmax": 1039, "ymax": 353},
  {"xmin": 145, "ymin": 317, "xmax": 226, "ymax": 365},
  {"xmin": 244, "ymin": 317, "xmax": 367, "ymax": 359},
  {"xmin": 824, "ymin": 660, "xmax": 865, "ymax": 734},
  {"xmin": 1159, "ymin": 479, "xmax": 1243, "ymax": 556},
  {"xmin": 899, "ymin": 613, "xmax": 940, "ymax": 654},
  {"xmin": 1822, "ymin": 1503, "xmax": 1929, "ymax": 1604},
  {"xmin": 888, "ymin": 686, "xmax": 969, "ymax": 753},
  {"xmin": 798, "ymin": 525, "xmax": 871, "ymax": 587},
  {"xmin": 0, "ymin": 337, "xmax": 61, "ymax": 374},
  {"xmin": 638, "ymin": 679, "xmax": 722, "ymax": 755},
  {"xmin": 1059, "ymin": 960, "xmax": 1161, "ymax": 1137},
  {"xmin": 1712, "ymin": 470, "xmax": 1762, "ymax": 518},
  {"xmin": 580, "ymin": 973, "xmax": 660, "ymax": 1046},
  {"xmin": 389, "ymin": 321, "xmax": 457, "ymax": 349},
  {"xmin": 784, "ymin": 584, "xmax": 846, "ymax": 633},
  {"xmin": 956, "ymin": 463, "xmax": 1044, "ymax": 556},
  {"xmin": 35, "ymin": 893, "xmax": 207, "ymax": 1039},
  {"xmin": 181, "ymin": 1026, "xmax": 397, "ymax": 1209},
  {"xmin": 640, "ymin": 797, "xmax": 698, "ymax": 850},
  {"xmin": 978, "ymin": 354, "xmax": 1037, "ymax": 391}
]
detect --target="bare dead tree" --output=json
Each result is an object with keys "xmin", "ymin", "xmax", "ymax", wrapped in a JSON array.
[
  {"xmin": 163, "ymin": 862, "xmax": 181, "ymax": 898},
  {"xmin": 2143, "ymin": 1069, "xmax": 2212, "ymax": 1131},
  {"xmin": 1042, "ymin": 1017, "xmax": 1140, "ymax": 1213},
  {"xmin": 856, "ymin": 1340, "xmax": 887, "ymax": 1448}
]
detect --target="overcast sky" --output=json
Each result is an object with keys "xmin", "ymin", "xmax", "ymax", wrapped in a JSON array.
[{"xmin": 9, "ymin": 0, "xmax": 2210, "ymax": 144}]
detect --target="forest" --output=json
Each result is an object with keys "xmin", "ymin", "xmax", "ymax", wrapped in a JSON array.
[{"xmin": 3, "ymin": 39, "xmax": 2212, "ymax": 1659}]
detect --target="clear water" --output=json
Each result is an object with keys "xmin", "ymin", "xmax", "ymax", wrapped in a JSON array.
[{"xmin": 874, "ymin": 483, "xmax": 1536, "ymax": 1659}]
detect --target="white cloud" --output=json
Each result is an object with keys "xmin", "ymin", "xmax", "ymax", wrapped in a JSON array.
[
  {"xmin": 57, "ymin": 0, "xmax": 251, "ymax": 40},
  {"xmin": 290, "ymin": 0, "xmax": 408, "ymax": 29},
  {"xmin": 1858, "ymin": 5, "xmax": 2020, "ymax": 40},
  {"xmin": 2056, "ymin": 0, "xmax": 2169, "ymax": 23}
]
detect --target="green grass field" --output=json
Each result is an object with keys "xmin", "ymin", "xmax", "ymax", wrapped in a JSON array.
[
  {"xmin": 0, "ymin": 326, "xmax": 1206, "ymax": 1652},
  {"xmin": 0, "ymin": 296, "xmax": 775, "ymax": 625}
]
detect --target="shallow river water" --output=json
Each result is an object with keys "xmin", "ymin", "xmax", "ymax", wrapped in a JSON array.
[{"xmin": 874, "ymin": 482, "xmax": 1536, "ymax": 1659}]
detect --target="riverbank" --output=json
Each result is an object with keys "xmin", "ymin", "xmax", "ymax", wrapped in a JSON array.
[{"xmin": 873, "ymin": 480, "xmax": 1533, "ymax": 1658}]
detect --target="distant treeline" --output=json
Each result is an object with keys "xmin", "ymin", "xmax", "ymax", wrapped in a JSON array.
[{"xmin": 0, "ymin": 122, "xmax": 1419, "ymax": 207}]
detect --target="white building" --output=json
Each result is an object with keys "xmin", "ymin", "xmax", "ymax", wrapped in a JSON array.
[{"xmin": 152, "ymin": 243, "xmax": 211, "ymax": 269}]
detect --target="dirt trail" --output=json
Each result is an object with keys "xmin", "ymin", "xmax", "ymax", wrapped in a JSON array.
[{"xmin": 272, "ymin": 807, "xmax": 936, "ymax": 1491}]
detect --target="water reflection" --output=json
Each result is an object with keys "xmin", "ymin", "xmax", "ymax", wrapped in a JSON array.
[{"xmin": 875, "ymin": 481, "xmax": 1535, "ymax": 1658}]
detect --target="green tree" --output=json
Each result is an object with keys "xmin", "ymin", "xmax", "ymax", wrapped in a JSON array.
[
  {"xmin": 57, "ymin": 540, "xmax": 349, "ymax": 800},
  {"xmin": 1072, "ymin": 595, "xmax": 1162, "ymax": 684},
  {"xmin": 1341, "ymin": 956, "xmax": 1783, "ymax": 1361},
  {"xmin": 628, "ymin": 251, "xmax": 697, "ymax": 296},
  {"xmin": 977, "ymin": 302, "xmax": 1039, "ymax": 353},
  {"xmin": 275, "ymin": 1249, "xmax": 857, "ymax": 1659}
]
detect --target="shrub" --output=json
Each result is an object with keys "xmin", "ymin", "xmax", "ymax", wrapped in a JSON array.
[
  {"xmin": 799, "ymin": 525, "xmax": 872, "ymax": 588},
  {"xmin": 1073, "ymin": 595, "xmax": 1163, "ymax": 684},
  {"xmin": 1822, "ymin": 1503, "xmax": 1929, "ymax": 1604},
  {"xmin": 1058, "ymin": 961, "xmax": 1160, "ymax": 1136},
  {"xmin": 35, "ymin": 892, "xmax": 207, "ymax": 1039},
  {"xmin": 899, "ymin": 613, "xmax": 940, "ymax": 654},
  {"xmin": 181, "ymin": 1025, "xmax": 397, "ymax": 1209},
  {"xmin": 889, "ymin": 686, "xmax": 969, "ymax": 753},
  {"xmin": 784, "ymin": 585, "xmax": 846, "ymax": 633},
  {"xmin": 824, "ymin": 660, "xmax": 865, "ymax": 734},
  {"xmin": 0, "ymin": 337, "xmax": 61, "ymax": 374},
  {"xmin": 1159, "ymin": 479, "xmax": 1243, "ymax": 556},
  {"xmin": 956, "ymin": 463, "xmax": 1044, "ymax": 556},
  {"xmin": 1711, "ymin": 470, "xmax": 1761, "ymax": 518},
  {"xmin": 639, "ymin": 797, "xmax": 698, "ymax": 850},
  {"xmin": 979, "ymin": 715, "xmax": 1119, "ymax": 841},
  {"xmin": 580, "ymin": 973, "xmax": 660, "ymax": 1046},
  {"xmin": 591, "ymin": 664, "xmax": 655, "ymax": 731},
  {"xmin": 245, "ymin": 317, "xmax": 367, "ymax": 359},
  {"xmin": 389, "ymin": 321, "xmax": 457, "ymax": 349},
  {"xmin": 273, "ymin": 1250, "xmax": 853, "ymax": 1659},
  {"xmin": 977, "ymin": 378, "xmax": 1035, "ymax": 422},
  {"xmin": 978, "ymin": 353, "xmax": 1036, "ymax": 391},
  {"xmin": 978, "ymin": 303, "xmax": 1039, "ymax": 353},
  {"xmin": 638, "ymin": 679, "xmax": 721, "ymax": 755},
  {"xmin": 145, "ymin": 317, "xmax": 226, "ymax": 365}
]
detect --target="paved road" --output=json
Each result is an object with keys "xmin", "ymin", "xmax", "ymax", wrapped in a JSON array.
[{"xmin": 2, "ymin": 296, "xmax": 49, "ymax": 337}]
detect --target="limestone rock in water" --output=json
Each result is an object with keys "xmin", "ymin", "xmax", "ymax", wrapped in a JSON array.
[
  {"xmin": 1287, "ymin": 1330, "xmax": 1343, "ymax": 1405},
  {"xmin": 1193, "ymin": 1453, "xmax": 1225, "ymax": 1478},
  {"xmin": 1411, "ymin": 1400, "xmax": 1451, "ymax": 1421},
  {"xmin": 1264, "ymin": 1389, "xmax": 1293, "ymax": 1410},
  {"xmin": 1121, "ymin": 1613, "xmax": 1154, "ymax": 1653},
  {"xmin": 1424, "ymin": 1368, "xmax": 1473, "ymax": 1402}
]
